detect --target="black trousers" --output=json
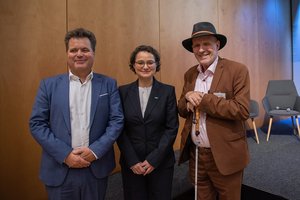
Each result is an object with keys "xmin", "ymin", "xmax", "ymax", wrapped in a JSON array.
[{"xmin": 121, "ymin": 165, "xmax": 174, "ymax": 200}]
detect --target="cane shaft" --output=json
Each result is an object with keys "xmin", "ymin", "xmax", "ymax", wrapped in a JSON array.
[
  {"xmin": 194, "ymin": 107, "xmax": 200, "ymax": 200},
  {"xmin": 195, "ymin": 107, "xmax": 200, "ymax": 136}
]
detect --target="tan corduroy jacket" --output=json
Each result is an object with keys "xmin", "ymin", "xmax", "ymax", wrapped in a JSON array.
[{"xmin": 178, "ymin": 57, "xmax": 250, "ymax": 175}]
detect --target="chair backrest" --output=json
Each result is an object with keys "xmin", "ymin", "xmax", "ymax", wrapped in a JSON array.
[
  {"xmin": 249, "ymin": 99, "xmax": 259, "ymax": 118},
  {"xmin": 265, "ymin": 80, "xmax": 298, "ymax": 110}
]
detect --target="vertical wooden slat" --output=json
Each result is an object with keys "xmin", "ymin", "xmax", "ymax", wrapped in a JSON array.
[
  {"xmin": 67, "ymin": 0, "xmax": 160, "ymax": 172},
  {"xmin": 0, "ymin": 0, "xmax": 66, "ymax": 199},
  {"xmin": 160, "ymin": 0, "xmax": 219, "ymax": 148},
  {"xmin": 67, "ymin": 0, "xmax": 160, "ymax": 85}
]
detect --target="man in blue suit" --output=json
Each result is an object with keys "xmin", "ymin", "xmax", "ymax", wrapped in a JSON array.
[{"xmin": 29, "ymin": 28, "xmax": 124, "ymax": 200}]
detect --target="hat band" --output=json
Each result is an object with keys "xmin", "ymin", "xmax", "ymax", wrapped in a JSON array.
[{"xmin": 191, "ymin": 30, "xmax": 215, "ymax": 37}]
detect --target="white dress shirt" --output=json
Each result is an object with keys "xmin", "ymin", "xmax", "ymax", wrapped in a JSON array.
[
  {"xmin": 139, "ymin": 86, "xmax": 152, "ymax": 117},
  {"xmin": 69, "ymin": 71, "xmax": 93, "ymax": 148},
  {"xmin": 191, "ymin": 57, "xmax": 218, "ymax": 147}
]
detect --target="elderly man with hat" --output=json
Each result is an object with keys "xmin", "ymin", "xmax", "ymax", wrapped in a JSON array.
[{"xmin": 178, "ymin": 22, "xmax": 250, "ymax": 200}]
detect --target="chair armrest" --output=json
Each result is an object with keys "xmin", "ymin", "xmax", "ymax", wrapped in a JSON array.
[{"xmin": 262, "ymin": 96, "xmax": 271, "ymax": 113}]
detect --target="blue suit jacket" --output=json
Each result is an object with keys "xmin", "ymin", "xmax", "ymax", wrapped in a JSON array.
[{"xmin": 29, "ymin": 73, "xmax": 124, "ymax": 186}]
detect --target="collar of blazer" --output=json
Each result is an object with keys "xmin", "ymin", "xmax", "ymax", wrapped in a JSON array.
[
  {"xmin": 209, "ymin": 57, "xmax": 224, "ymax": 94},
  {"xmin": 189, "ymin": 57, "xmax": 225, "ymax": 94},
  {"xmin": 126, "ymin": 78, "xmax": 162, "ymax": 120},
  {"xmin": 58, "ymin": 73, "xmax": 106, "ymax": 131}
]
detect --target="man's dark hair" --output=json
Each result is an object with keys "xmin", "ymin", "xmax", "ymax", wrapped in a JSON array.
[
  {"xmin": 64, "ymin": 28, "xmax": 96, "ymax": 52},
  {"xmin": 129, "ymin": 45, "xmax": 161, "ymax": 73}
]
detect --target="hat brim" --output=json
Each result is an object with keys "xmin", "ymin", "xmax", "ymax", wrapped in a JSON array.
[{"xmin": 182, "ymin": 33, "xmax": 227, "ymax": 52}]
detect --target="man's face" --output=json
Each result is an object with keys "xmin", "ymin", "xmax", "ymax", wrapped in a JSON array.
[
  {"xmin": 192, "ymin": 36, "xmax": 220, "ymax": 70},
  {"xmin": 67, "ymin": 37, "xmax": 95, "ymax": 76}
]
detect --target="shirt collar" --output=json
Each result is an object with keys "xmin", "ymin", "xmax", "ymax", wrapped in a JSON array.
[
  {"xmin": 197, "ymin": 56, "xmax": 218, "ymax": 75},
  {"xmin": 69, "ymin": 71, "xmax": 94, "ymax": 83}
]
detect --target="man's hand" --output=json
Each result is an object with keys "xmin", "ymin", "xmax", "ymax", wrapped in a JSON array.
[
  {"xmin": 73, "ymin": 147, "xmax": 97, "ymax": 163},
  {"xmin": 185, "ymin": 91, "xmax": 204, "ymax": 112},
  {"xmin": 64, "ymin": 151, "xmax": 91, "ymax": 168}
]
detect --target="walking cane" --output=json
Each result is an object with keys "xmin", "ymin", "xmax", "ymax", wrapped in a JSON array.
[{"xmin": 194, "ymin": 107, "xmax": 200, "ymax": 200}]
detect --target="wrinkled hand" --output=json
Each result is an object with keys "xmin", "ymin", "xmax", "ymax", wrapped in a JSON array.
[{"xmin": 185, "ymin": 91, "xmax": 204, "ymax": 112}]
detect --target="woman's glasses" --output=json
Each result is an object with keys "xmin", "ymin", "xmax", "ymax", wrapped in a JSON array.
[{"xmin": 135, "ymin": 60, "xmax": 156, "ymax": 68}]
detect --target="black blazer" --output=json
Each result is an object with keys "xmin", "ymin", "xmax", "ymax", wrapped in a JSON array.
[{"xmin": 117, "ymin": 78, "xmax": 179, "ymax": 169}]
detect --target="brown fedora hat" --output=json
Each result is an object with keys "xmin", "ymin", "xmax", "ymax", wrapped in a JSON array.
[{"xmin": 182, "ymin": 22, "xmax": 227, "ymax": 52}]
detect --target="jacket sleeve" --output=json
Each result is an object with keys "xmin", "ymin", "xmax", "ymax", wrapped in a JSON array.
[
  {"xmin": 146, "ymin": 86, "xmax": 179, "ymax": 168},
  {"xmin": 29, "ymin": 79, "xmax": 72, "ymax": 164},
  {"xmin": 88, "ymin": 80, "xmax": 124, "ymax": 159},
  {"xmin": 116, "ymin": 86, "xmax": 141, "ymax": 168},
  {"xmin": 178, "ymin": 71, "xmax": 193, "ymax": 118},
  {"xmin": 200, "ymin": 63, "xmax": 250, "ymax": 121}
]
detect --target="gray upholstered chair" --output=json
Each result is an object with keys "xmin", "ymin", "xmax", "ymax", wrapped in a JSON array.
[
  {"xmin": 249, "ymin": 99, "xmax": 260, "ymax": 144},
  {"xmin": 262, "ymin": 80, "xmax": 300, "ymax": 141}
]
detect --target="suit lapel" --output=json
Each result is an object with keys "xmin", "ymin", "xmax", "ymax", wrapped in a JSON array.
[
  {"xmin": 209, "ymin": 58, "xmax": 224, "ymax": 93},
  {"xmin": 190, "ymin": 67, "xmax": 199, "ymax": 91},
  {"xmin": 90, "ymin": 74, "xmax": 103, "ymax": 125},
  {"xmin": 144, "ymin": 79, "xmax": 161, "ymax": 120},
  {"xmin": 58, "ymin": 75, "xmax": 71, "ymax": 132},
  {"xmin": 126, "ymin": 81, "xmax": 144, "ymax": 119},
  {"xmin": 124, "ymin": 79, "xmax": 161, "ymax": 120}
]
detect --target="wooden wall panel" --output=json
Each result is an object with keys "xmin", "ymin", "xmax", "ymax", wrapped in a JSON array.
[
  {"xmin": 0, "ymin": 0, "xmax": 66, "ymax": 199},
  {"xmin": 67, "ymin": 0, "xmax": 160, "ymax": 86},
  {"xmin": 160, "ymin": 0, "xmax": 292, "ymax": 144},
  {"xmin": 218, "ymin": 0, "xmax": 262, "ymax": 127},
  {"xmin": 67, "ymin": 0, "xmax": 160, "ymax": 172},
  {"xmin": 256, "ymin": 0, "xmax": 292, "ymax": 124},
  {"xmin": 160, "ymin": 0, "xmax": 218, "ymax": 89},
  {"xmin": 160, "ymin": 0, "xmax": 292, "ymax": 128},
  {"xmin": 292, "ymin": 0, "xmax": 300, "ymax": 92},
  {"xmin": 159, "ymin": 0, "xmax": 219, "ymax": 148}
]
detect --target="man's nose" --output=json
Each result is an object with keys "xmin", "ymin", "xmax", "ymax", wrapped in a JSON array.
[
  {"xmin": 76, "ymin": 50, "xmax": 83, "ymax": 56},
  {"xmin": 197, "ymin": 46, "xmax": 205, "ymax": 52}
]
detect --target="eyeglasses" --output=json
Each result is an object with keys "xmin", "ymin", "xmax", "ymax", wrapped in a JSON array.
[{"xmin": 135, "ymin": 60, "xmax": 156, "ymax": 67}]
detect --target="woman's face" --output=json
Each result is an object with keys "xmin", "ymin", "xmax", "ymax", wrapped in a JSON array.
[{"xmin": 133, "ymin": 51, "xmax": 157, "ymax": 80}]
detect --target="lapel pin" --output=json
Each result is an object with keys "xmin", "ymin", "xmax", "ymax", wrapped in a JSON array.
[{"xmin": 154, "ymin": 96, "xmax": 159, "ymax": 99}]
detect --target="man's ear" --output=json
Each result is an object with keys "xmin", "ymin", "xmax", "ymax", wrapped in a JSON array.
[{"xmin": 216, "ymin": 40, "xmax": 220, "ymax": 50}]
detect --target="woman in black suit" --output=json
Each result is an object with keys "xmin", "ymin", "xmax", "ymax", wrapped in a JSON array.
[{"xmin": 117, "ymin": 45, "xmax": 179, "ymax": 200}]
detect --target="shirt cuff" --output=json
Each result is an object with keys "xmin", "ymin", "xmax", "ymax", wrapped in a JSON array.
[{"xmin": 90, "ymin": 150, "xmax": 98, "ymax": 160}]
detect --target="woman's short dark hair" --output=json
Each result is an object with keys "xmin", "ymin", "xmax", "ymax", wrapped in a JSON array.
[
  {"xmin": 64, "ymin": 28, "xmax": 96, "ymax": 52},
  {"xmin": 129, "ymin": 45, "xmax": 161, "ymax": 73}
]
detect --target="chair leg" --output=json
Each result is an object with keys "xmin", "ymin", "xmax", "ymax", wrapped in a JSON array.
[
  {"xmin": 291, "ymin": 116, "xmax": 297, "ymax": 135},
  {"xmin": 295, "ymin": 116, "xmax": 300, "ymax": 137},
  {"xmin": 267, "ymin": 117, "xmax": 273, "ymax": 141},
  {"xmin": 251, "ymin": 118, "xmax": 259, "ymax": 144}
]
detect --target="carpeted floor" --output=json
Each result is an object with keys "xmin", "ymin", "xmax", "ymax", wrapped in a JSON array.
[
  {"xmin": 106, "ymin": 119, "xmax": 300, "ymax": 200},
  {"xmin": 172, "ymin": 118, "xmax": 299, "ymax": 200},
  {"xmin": 243, "ymin": 118, "xmax": 300, "ymax": 200},
  {"xmin": 173, "ymin": 184, "xmax": 288, "ymax": 200}
]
